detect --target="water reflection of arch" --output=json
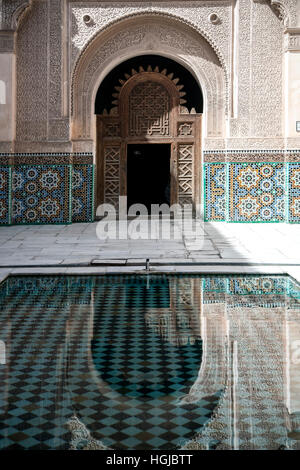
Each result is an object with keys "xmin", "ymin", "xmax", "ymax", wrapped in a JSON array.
[{"xmin": 66, "ymin": 276, "xmax": 228, "ymax": 449}]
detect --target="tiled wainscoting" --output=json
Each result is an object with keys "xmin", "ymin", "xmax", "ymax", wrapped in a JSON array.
[
  {"xmin": 204, "ymin": 150, "xmax": 300, "ymax": 223},
  {"xmin": 1, "ymin": 150, "xmax": 300, "ymax": 225},
  {"xmin": 0, "ymin": 153, "xmax": 94, "ymax": 225}
]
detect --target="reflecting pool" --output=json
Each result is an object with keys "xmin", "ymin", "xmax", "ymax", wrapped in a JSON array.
[{"xmin": 0, "ymin": 274, "xmax": 299, "ymax": 450}]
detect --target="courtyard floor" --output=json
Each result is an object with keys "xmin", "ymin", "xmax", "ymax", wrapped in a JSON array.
[{"xmin": 0, "ymin": 221, "xmax": 300, "ymax": 282}]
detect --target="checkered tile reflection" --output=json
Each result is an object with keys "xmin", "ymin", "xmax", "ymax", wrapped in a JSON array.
[{"xmin": 0, "ymin": 274, "xmax": 299, "ymax": 450}]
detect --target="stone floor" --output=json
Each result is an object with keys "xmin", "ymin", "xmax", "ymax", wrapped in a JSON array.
[
  {"xmin": 0, "ymin": 220, "xmax": 298, "ymax": 282},
  {"xmin": 0, "ymin": 221, "xmax": 300, "ymax": 267}
]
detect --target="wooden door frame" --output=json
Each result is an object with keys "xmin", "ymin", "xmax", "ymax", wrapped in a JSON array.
[{"xmin": 96, "ymin": 71, "xmax": 202, "ymax": 214}]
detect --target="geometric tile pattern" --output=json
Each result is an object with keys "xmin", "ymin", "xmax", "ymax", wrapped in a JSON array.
[
  {"xmin": 0, "ymin": 166, "xmax": 11, "ymax": 225},
  {"xmin": 202, "ymin": 275, "xmax": 300, "ymax": 308},
  {"xmin": 0, "ymin": 274, "xmax": 299, "ymax": 450},
  {"xmin": 11, "ymin": 165, "xmax": 72, "ymax": 224},
  {"xmin": 288, "ymin": 162, "xmax": 300, "ymax": 223},
  {"xmin": 204, "ymin": 163, "xmax": 226, "ymax": 221},
  {"xmin": 228, "ymin": 276, "xmax": 287, "ymax": 296},
  {"xmin": 72, "ymin": 164, "xmax": 94, "ymax": 223},
  {"xmin": 0, "ymin": 154, "xmax": 299, "ymax": 224},
  {"xmin": 229, "ymin": 163, "xmax": 285, "ymax": 222}
]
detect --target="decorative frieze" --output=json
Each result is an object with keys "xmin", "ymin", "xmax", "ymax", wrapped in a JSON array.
[
  {"xmin": 226, "ymin": 150, "xmax": 285, "ymax": 162},
  {"xmin": 203, "ymin": 149, "xmax": 286, "ymax": 162},
  {"xmin": 285, "ymin": 28, "xmax": 300, "ymax": 51}
]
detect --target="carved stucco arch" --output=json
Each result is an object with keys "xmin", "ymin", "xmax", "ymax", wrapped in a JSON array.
[
  {"xmin": 254, "ymin": 0, "xmax": 297, "ymax": 26},
  {"xmin": 71, "ymin": 13, "xmax": 227, "ymax": 149},
  {"xmin": 253, "ymin": 0, "xmax": 297, "ymax": 26},
  {"xmin": 0, "ymin": 0, "xmax": 33, "ymax": 30}
]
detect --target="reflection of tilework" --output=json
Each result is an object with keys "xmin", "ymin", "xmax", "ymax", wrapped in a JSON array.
[
  {"xmin": 12, "ymin": 165, "xmax": 71, "ymax": 224},
  {"xmin": 0, "ymin": 274, "xmax": 299, "ymax": 450},
  {"xmin": 288, "ymin": 162, "xmax": 300, "ymax": 223},
  {"xmin": 229, "ymin": 163, "xmax": 285, "ymax": 222},
  {"xmin": 0, "ymin": 274, "xmax": 217, "ymax": 451},
  {"xmin": 202, "ymin": 277, "xmax": 227, "ymax": 294},
  {"xmin": 72, "ymin": 165, "xmax": 94, "ymax": 223},
  {"xmin": 202, "ymin": 275, "xmax": 297, "ymax": 307},
  {"xmin": 204, "ymin": 163, "xmax": 226, "ymax": 221},
  {"xmin": 229, "ymin": 276, "xmax": 287, "ymax": 296},
  {"xmin": 0, "ymin": 166, "xmax": 10, "ymax": 225},
  {"xmin": 288, "ymin": 278, "xmax": 300, "ymax": 302}
]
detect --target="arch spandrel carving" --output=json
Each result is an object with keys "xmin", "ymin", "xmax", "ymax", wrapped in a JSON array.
[
  {"xmin": 71, "ymin": 14, "xmax": 226, "ymax": 143},
  {"xmin": 253, "ymin": 0, "xmax": 298, "ymax": 26}
]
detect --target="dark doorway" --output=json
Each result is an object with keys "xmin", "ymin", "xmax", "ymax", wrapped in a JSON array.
[
  {"xmin": 95, "ymin": 54, "xmax": 203, "ymax": 114},
  {"xmin": 127, "ymin": 144, "xmax": 171, "ymax": 210}
]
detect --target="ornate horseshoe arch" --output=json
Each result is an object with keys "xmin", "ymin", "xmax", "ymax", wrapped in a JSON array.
[{"xmin": 96, "ymin": 66, "xmax": 202, "ymax": 210}]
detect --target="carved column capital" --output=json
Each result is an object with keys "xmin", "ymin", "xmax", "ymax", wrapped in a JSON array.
[
  {"xmin": 1, "ymin": 0, "xmax": 32, "ymax": 31},
  {"xmin": 253, "ymin": 0, "xmax": 291, "ymax": 26},
  {"xmin": 284, "ymin": 27, "xmax": 300, "ymax": 50}
]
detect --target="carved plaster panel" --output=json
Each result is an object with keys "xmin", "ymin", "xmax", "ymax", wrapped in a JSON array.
[
  {"xmin": 254, "ymin": 0, "xmax": 298, "ymax": 27},
  {"xmin": 71, "ymin": 17, "xmax": 226, "ymax": 140},
  {"xmin": 285, "ymin": 28, "xmax": 300, "ymax": 50},
  {"xmin": 251, "ymin": 1, "xmax": 284, "ymax": 138},
  {"xmin": 16, "ymin": 0, "xmax": 48, "ymax": 142},
  {"xmin": 69, "ymin": 1, "xmax": 232, "ymax": 74},
  {"xmin": 230, "ymin": 0, "xmax": 284, "ymax": 142},
  {"xmin": 1, "ymin": 0, "xmax": 32, "ymax": 30}
]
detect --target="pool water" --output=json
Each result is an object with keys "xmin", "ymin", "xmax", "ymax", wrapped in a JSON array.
[{"xmin": 0, "ymin": 274, "xmax": 299, "ymax": 450}]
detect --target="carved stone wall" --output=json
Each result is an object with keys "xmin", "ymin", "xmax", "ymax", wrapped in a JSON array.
[
  {"xmin": 1, "ymin": 0, "xmax": 300, "ymax": 224},
  {"xmin": 72, "ymin": 15, "xmax": 226, "ymax": 143},
  {"xmin": 12, "ymin": 0, "xmax": 298, "ymax": 150},
  {"xmin": 251, "ymin": 1, "xmax": 284, "ymax": 138},
  {"xmin": 16, "ymin": 0, "xmax": 48, "ymax": 143},
  {"xmin": 69, "ymin": 1, "xmax": 232, "ymax": 74}
]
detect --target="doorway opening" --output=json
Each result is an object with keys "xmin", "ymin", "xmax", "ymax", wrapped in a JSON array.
[{"xmin": 127, "ymin": 144, "xmax": 171, "ymax": 210}]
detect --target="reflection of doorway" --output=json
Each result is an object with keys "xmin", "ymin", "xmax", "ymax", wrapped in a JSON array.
[{"xmin": 127, "ymin": 144, "xmax": 170, "ymax": 210}]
